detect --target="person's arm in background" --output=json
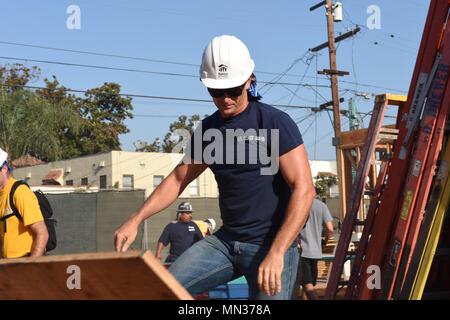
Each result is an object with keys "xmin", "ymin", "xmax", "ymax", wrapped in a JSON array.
[
  {"xmin": 155, "ymin": 225, "xmax": 171, "ymax": 261},
  {"xmin": 324, "ymin": 221, "xmax": 334, "ymax": 246},
  {"xmin": 29, "ymin": 221, "xmax": 49, "ymax": 257},
  {"xmin": 155, "ymin": 242, "xmax": 166, "ymax": 261},
  {"xmin": 322, "ymin": 204, "xmax": 334, "ymax": 246},
  {"xmin": 257, "ymin": 144, "xmax": 315, "ymax": 296},
  {"xmin": 115, "ymin": 161, "xmax": 208, "ymax": 252}
]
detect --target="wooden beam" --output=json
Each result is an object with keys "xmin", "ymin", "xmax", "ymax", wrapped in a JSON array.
[
  {"xmin": 0, "ymin": 251, "xmax": 193, "ymax": 300},
  {"xmin": 339, "ymin": 125, "xmax": 399, "ymax": 149}
]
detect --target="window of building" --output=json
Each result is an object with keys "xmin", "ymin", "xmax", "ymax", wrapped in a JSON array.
[
  {"xmin": 189, "ymin": 179, "xmax": 199, "ymax": 196},
  {"xmin": 99, "ymin": 175, "xmax": 107, "ymax": 189},
  {"xmin": 66, "ymin": 180, "xmax": 74, "ymax": 186},
  {"xmin": 123, "ymin": 175, "xmax": 134, "ymax": 190},
  {"xmin": 153, "ymin": 175, "xmax": 164, "ymax": 189},
  {"xmin": 81, "ymin": 177, "xmax": 88, "ymax": 186}
]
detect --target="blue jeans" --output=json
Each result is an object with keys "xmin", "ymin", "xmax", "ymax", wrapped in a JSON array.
[{"xmin": 169, "ymin": 235, "xmax": 299, "ymax": 300}]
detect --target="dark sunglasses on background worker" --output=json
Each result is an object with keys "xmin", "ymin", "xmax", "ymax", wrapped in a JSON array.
[{"xmin": 207, "ymin": 83, "xmax": 246, "ymax": 98}]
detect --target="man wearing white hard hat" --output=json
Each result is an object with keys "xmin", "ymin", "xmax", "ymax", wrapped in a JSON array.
[
  {"xmin": 0, "ymin": 148, "xmax": 49, "ymax": 258},
  {"xmin": 115, "ymin": 35, "xmax": 314, "ymax": 300},
  {"xmin": 194, "ymin": 218, "xmax": 217, "ymax": 237},
  {"xmin": 155, "ymin": 202, "xmax": 203, "ymax": 264}
]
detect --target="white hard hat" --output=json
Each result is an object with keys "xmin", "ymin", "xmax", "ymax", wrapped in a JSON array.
[
  {"xmin": 0, "ymin": 148, "xmax": 8, "ymax": 165},
  {"xmin": 200, "ymin": 35, "xmax": 255, "ymax": 89},
  {"xmin": 205, "ymin": 218, "xmax": 216, "ymax": 234},
  {"xmin": 177, "ymin": 202, "xmax": 194, "ymax": 212}
]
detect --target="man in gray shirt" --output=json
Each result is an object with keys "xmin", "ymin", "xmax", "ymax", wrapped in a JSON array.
[{"xmin": 296, "ymin": 197, "xmax": 334, "ymax": 300}]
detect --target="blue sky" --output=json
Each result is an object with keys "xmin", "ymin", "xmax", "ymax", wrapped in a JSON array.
[{"xmin": 0, "ymin": 0, "xmax": 429, "ymax": 160}]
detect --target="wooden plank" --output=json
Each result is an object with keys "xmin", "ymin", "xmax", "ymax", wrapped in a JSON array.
[
  {"xmin": 340, "ymin": 125, "xmax": 398, "ymax": 150},
  {"xmin": 384, "ymin": 94, "xmax": 408, "ymax": 106},
  {"xmin": 0, "ymin": 251, "xmax": 193, "ymax": 300},
  {"xmin": 339, "ymin": 129, "xmax": 368, "ymax": 149}
]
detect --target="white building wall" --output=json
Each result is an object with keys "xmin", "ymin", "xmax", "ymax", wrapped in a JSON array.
[{"xmin": 13, "ymin": 153, "xmax": 113, "ymax": 188}]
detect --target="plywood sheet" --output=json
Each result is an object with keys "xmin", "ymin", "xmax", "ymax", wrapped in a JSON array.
[{"xmin": 0, "ymin": 251, "xmax": 192, "ymax": 300}]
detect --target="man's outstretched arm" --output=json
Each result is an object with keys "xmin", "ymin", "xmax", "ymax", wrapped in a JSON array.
[{"xmin": 114, "ymin": 162, "xmax": 208, "ymax": 252}]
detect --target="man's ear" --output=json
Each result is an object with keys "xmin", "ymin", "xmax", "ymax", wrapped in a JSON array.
[{"xmin": 244, "ymin": 78, "xmax": 252, "ymax": 90}]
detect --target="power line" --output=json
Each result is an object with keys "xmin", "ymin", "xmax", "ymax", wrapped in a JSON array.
[
  {"xmin": 0, "ymin": 40, "xmax": 330, "ymax": 78},
  {"xmin": 286, "ymin": 53, "xmax": 318, "ymax": 108},
  {"xmin": 0, "ymin": 83, "xmax": 314, "ymax": 110},
  {"xmin": 1, "ymin": 83, "xmax": 395, "ymax": 121},
  {"xmin": 133, "ymin": 114, "xmax": 181, "ymax": 118},
  {"xmin": 0, "ymin": 55, "xmax": 198, "ymax": 78},
  {"xmin": 0, "ymin": 55, "xmax": 332, "ymax": 89},
  {"xmin": 0, "ymin": 40, "xmax": 199, "ymax": 67},
  {"xmin": 0, "ymin": 40, "xmax": 409, "ymax": 92},
  {"xmin": 0, "ymin": 47, "xmax": 406, "ymax": 92},
  {"xmin": 260, "ymin": 52, "xmax": 310, "ymax": 94}
]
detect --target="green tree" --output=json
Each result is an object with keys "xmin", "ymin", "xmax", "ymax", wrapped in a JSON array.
[
  {"xmin": 136, "ymin": 115, "xmax": 204, "ymax": 153},
  {"xmin": 36, "ymin": 77, "xmax": 83, "ymax": 159},
  {"xmin": 37, "ymin": 79, "xmax": 134, "ymax": 158},
  {"xmin": 314, "ymin": 173, "xmax": 338, "ymax": 198},
  {"xmin": 76, "ymin": 82, "xmax": 133, "ymax": 155},
  {"xmin": 0, "ymin": 88, "xmax": 80, "ymax": 161},
  {"xmin": 1, "ymin": 64, "xmax": 134, "ymax": 160},
  {"xmin": 0, "ymin": 64, "xmax": 40, "ymax": 93},
  {"xmin": 134, "ymin": 138, "xmax": 161, "ymax": 152}
]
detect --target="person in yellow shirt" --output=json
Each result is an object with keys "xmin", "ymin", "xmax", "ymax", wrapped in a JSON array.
[
  {"xmin": 194, "ymin": 218, "xmax": 217, "ymax": 237},
  {"xmin": 0, "ymin": 148, "xmax": 49, "ymax": 258}
]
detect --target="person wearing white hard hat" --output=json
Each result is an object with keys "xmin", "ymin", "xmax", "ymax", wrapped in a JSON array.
[
  {"xmin": 0, "ymin": 148, "xmax": 49, "ymax": 258},
  {"xmin": 155, "ymin": 202, "xmax": 203, "ymax": 264},
  {"xmin": 114, "ymin": 35, "xmax": 314, "ymax": 300},
  {"xmin": 194, "ymin": 217, "xmax": 217, "ymax": 237}
]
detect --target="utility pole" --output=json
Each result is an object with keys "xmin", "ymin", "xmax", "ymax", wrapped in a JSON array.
[
  {"xmin": 326, "ymin": 0, "xmax": 346, "ymax": 222},
  {"xmin": 310, "ymin": 0, "xmax": 359, "ymax": 221}
]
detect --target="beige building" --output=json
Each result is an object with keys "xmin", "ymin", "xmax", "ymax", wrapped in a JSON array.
[{"xmin": 13, "ymin": 151, "xmax": 218, "ymax": 198}]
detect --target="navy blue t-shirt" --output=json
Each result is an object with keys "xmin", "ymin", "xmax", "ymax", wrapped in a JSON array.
[
  {"xmin": 188, "ymin": 101, "xmax": 303, "ymax": 245},
  {"xmin": 158, "ymin": 221, "xmax": 203, "ymax": 261}
]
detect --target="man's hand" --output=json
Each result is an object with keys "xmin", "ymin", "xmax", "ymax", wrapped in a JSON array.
[
  {"xmin": 257, "ymin": 251, "xmax": 284, "ymax": 296},
  {"xmin": 114, "ymin": 214, "xmax": 140, "ymax": 252}
]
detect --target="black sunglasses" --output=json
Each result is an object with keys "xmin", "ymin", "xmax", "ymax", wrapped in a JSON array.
[{"xmin": 207, "ymin": 83, "xmax": 246, "ymax": 98}]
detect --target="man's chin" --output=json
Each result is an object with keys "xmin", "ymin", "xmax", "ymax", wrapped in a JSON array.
[{"xmin": 219, "ymin": 108, "xmax": 236, "ymax": 118}]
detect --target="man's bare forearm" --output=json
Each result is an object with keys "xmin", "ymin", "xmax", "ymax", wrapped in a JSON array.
[
  {"xmin": 30, "ymin": 232, "xmax": 48, "ymax": 257},
  {"xmin": 29, "ymin": 221, "xmax": 49, "ymax": 257},
  {"xmin": 155, "ymin": 242, "xmax": 165, "ymax": 260},
  {"xmin": 269, "ymin": 186, "xmax": 315, "ymax": 255},
  {"xmin": 133, "ymin": 177, "xmax": 182, "ymax": 224},
  {"xmin": 131, "ymin": 163, "xmax": 207, "ymax": 225}
]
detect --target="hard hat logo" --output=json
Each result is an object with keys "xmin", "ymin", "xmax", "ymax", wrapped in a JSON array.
[{"xmin": 218, "ymin": 64, "xmax": 228, "ymax": 79}]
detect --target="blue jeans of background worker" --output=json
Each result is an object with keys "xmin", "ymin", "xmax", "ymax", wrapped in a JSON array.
[{"xmin": 169, "ymin": 235, "xmax": 299, "ymax": 300}]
